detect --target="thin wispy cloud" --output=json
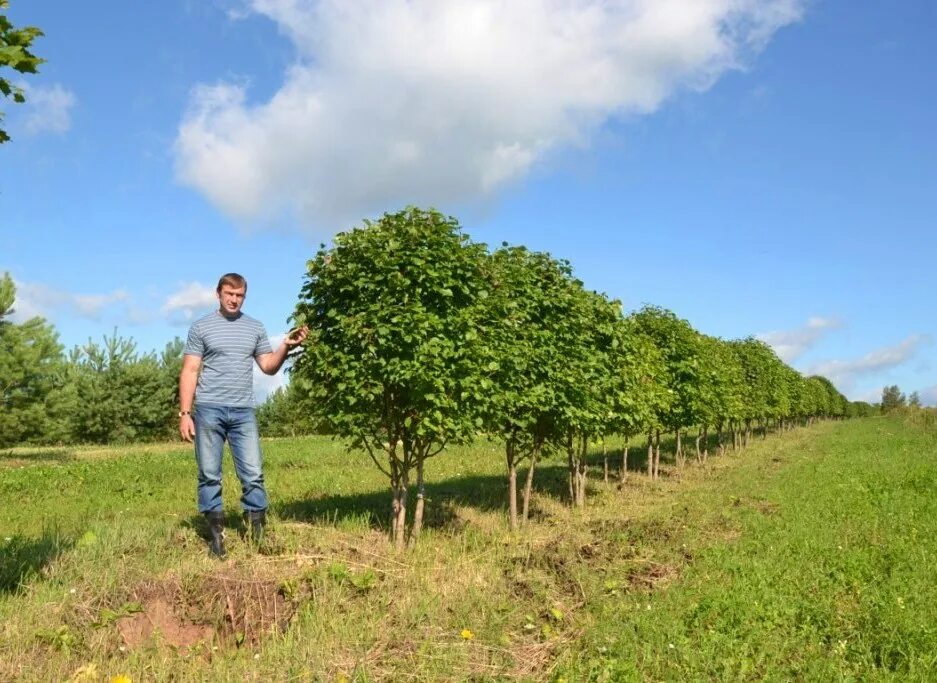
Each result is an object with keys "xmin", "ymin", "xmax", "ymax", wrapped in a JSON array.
[
  {"xmin": 758, "ymin": 316, "xmax": 843, "ymax": 363},
  {"xmin": 10, "ymin": 278, "xmax": 129, "ymax": 323},
  {"xmin": 19, "ymin": 83, "xmax": 77, "ymax": 136},
  {"xmin": 807, "ymin": 334, "xmax": 932, "ymax": 391},
  {"xmin": 175, "ymin": 0, "xmax": 804, "ymax": 231},
  {"xmin": 161, "ymin": 282, "xmax": 218, "ymax": 324}
]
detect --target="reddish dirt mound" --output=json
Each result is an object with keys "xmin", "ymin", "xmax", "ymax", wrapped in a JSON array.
[
  {"xmin": 117, "ymin": 598, "xmax": 214, "ymax": 649},
  {"xmin": 117, "ymin": 569, "xmax": 293, "ymax": 651}
]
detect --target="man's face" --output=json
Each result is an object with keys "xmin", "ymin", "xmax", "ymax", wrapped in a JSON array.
[{"xmin": 218, "ymin": 284, "xmax": 246, "ymax": 316}]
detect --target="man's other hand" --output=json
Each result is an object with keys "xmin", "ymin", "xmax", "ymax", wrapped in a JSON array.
[{"xmin": 180, "ymin": 415, "xmax": 195, "ymax": 442}]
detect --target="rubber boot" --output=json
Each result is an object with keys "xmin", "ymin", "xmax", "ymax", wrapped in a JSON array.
[
  {"xmin": 204, "ymin": 511, "xmax": 226, "ymax": 558},
  {"xmin": 244, "ymin": 509, "xmax": 266, "ymax": 545}
]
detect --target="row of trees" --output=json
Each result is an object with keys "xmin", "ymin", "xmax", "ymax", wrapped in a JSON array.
[
  {"xmin": 288, "ymin": 208, "xmax": 875, "ymax": 549},
  {"xmin": 0, "ymin": 274, "xmax": 183, "ymax": 446}
]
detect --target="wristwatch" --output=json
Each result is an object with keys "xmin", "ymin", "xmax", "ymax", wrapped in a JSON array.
[{"xmin": 178, "ymin": 410, "xmax": 192, "ymax": 418}]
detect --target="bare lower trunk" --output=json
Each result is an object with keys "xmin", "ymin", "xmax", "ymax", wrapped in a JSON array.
[
  {"xmin": 744, "ymin": 420, "xmax": 751, "ymax": 448},
  {"xmin": 654, "ymin": 430, "xmax": 661, "ymax": 480},
  {"xmin": 675, "ymin": 430, "xmax": 683, "ymax": 468},
  {"xmin": 566, "ymin": 435, "xmax": 575, "ymax": 504},
  {"xmin": 762, "ymin": 418, "xmax": 768, "ymax": 440},
  {"xmin": 646, "ymin": 434, "xmax": 653, "ymax": 478},
  {"xmin": 702, "ymin": 427, "xmax": 709, "ymax": 461},
  {"xmin": 507, "ymin": 442, "xmax": 518, "ymax": 531},
  {"xmin": 603, "ymin": 440, "xmax": 609, "ymax": 484},
  {"xmin": 621, "ymin": 445, "xmax": 629, "ymax": 482},
  {"xmin": 521, "ymin": 445, "xmax": 539, "ymax": 523},
  {"xmin": 393, "ymin": 481, "xmax": 408, "ymax": 552},
  {"xmin": 695, "ymin": 429, "xmax": 702, "ymax": 464},
  {"xmin": 574, "ymin": 434, "xmax": 587, "ymax": 507},
  {"xmin": 409, "ymin": 459, "xmax": 425, "ymax": 547}
]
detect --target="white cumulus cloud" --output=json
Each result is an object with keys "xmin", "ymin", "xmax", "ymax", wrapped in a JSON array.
[
  {"xmin": 161, "ymin": 282, "xmax": 218, "ymax": 324},
  {"xmin": 758, "ymin": 316, "xmax": 843, "ymax": 363},
  {"xmin": 175, "ymin": 0, "xmax": 803, "ymax": 231},
  {"xmin": 19, "ymin": 83, "xmax": 77, "ymax": 136},
  {"xmin": 807, "ymin": 334, "xmax": 933, "ymax": 391}
]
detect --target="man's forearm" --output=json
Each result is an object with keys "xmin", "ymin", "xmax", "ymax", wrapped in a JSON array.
[
  {"xmin": 179, "ymin": 370, "xmax": 198, "ymax": 411},
  {"xmin": 261, "ymin": 343, "xmax": 290, "ymax": 375}
]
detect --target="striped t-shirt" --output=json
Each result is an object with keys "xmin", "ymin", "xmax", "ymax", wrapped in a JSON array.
[{"xmin": 184, "ymin": 311, "xmax": 273, "ymax": 407}]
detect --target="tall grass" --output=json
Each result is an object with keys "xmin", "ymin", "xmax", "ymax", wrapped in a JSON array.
[{"xmin": 1, "ymin": 418, "xmax": 934, "ymax": 681}]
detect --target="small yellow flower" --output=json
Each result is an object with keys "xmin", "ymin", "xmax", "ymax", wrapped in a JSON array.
[
  {"xmin": 460, "ymin": 628, "xmax": 475, "ymax": 640},
  {"xmin": 111, "ymin": 676, "xmax": 132, "ymax": 683}
]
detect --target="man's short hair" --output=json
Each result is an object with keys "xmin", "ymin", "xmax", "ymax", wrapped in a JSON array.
[{"xmin": 217, "ymin": 273, "xmax": 247, "ymax": 293}]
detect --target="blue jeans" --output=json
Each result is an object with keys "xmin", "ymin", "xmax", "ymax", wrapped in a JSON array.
[{"xmin": 194, "ymin": 404, "xmax": 268, "ymax": 513}]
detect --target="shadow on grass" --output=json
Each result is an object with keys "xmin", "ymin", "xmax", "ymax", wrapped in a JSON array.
[
  {"xmin": 179, "ymin": 441, "xmax": 708, "ymax": 539},
  {"xmin": 273, "ymin": 456, "xmax": 631, "ymax": 533},
  {"xmin": 0, "ymin": 532, "xmax": 75, "ymax": 594},
  {"xmin": 0, "ymin": 449, "xmax": 73, "ymax": 466}
]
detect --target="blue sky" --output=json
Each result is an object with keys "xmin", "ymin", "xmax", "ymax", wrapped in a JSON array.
[{"xmin": 1, "ymin": 0, "xmax": 935, "ymax": 404}]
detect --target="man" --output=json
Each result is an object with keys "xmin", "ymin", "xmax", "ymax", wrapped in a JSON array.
[{"xmin": 179, "ymin": 272, "xmax": 308, "ymax": 557}]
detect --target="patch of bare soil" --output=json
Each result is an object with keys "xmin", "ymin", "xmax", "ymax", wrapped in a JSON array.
[
  {"xmin": 117, "ymin": 568, "xmax": 294, "ymax": 651},
  {"xmin": 117, "ymin": 597, "xmax": 213, "ymax": 649}
]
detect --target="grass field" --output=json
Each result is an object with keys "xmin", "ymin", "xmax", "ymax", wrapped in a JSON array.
[{"xmin": 1, "ymin": 418, "xmax": 935, "ymax": 681}]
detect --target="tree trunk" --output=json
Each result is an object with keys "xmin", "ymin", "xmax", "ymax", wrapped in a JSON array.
[
  {"xmin": 521, "ymin": 445, "xmax": 539, "ymax": 524},
  {"xmin": 393, "ymin": 479, "xmax": 408, "ymax": 552},
  {"xmin": 573, "ymin": 434, "xmax": 587, "ymax": 507},
  {"xmin": 675, "ymin": 429, "xmax": 682, "ymax": 468},
  {"xmin": 762, "ymin": 418, "xmax": 768, "ymax": 440},
  {"xmin": 621, "ymin": 444, "xmax": 629, "ymax": 482},
  {"xmin": 566, "ymin": 435, "xmax": 575, "ymax": 504},
  {"xmin": 409, "ymin": 457, "xmax": 427, "ymax": 547},
  {"xmin": 695, "ymin": 429, "xmax": 702, "ymax": 464},
  {"xmin": 654, "ymin": 430, "xmax": 661, "ymax": 480},
  {"xmin": 506, "ymin": 441, "xmax": 518, "ymax": 531},
  {"xmin": 603, "ymin": 439, "xmax": 609, "ymax": 484},
  {"xmin": 646, "ymin": 434, "xmax": 653, "ymax": 478},
  {"xmin": 702, "ymin": 427, "xmax": 709, "ymax": 461}
]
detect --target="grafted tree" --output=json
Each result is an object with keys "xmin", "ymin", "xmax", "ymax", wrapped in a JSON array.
[
  {"xmin": 631, "ymin": 306, "xmax": 702, "ymax": 472},
  {"xmin": 557, "ymin": 287, "xmax": 622, "ymax": 507},
  {"xmin": 728, "ymin": 337, "xmax": 780, "ymax": 446},
  {"xmin": 603, "ymin": 317, "xmax": 669, "ymax": 482},
  {"xmin": 696, "ymin": 335, "xmax": 744, "ymax": 460},
  {"xmin": 291, "ymin": 208, "xmax": 489, "ymax": 550},
  {"xmin": 474, "ymin": 246, "xmax": 574, "ymax": 529}
]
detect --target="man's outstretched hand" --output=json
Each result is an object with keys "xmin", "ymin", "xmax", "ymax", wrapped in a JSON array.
[{"xmin": 286, "ymin": 325, "xmax": 309, "ymax": 349}]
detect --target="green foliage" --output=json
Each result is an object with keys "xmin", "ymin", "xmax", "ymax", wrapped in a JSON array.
[
  {"xmin": 729, "ymin": 337, "xmax": 784, "ymax": 423},
  {"xmin": 65, "ymin": 332, "xmax": 182, "ymax": 444},
  {"xmin": 474, "ymin": 245, "xmax": 574, "ymax": 453},
  {"xmin": 0, "ymin": 273, "xmax": 67, "ymax": 447},
  {"xmin": 256, "ymin": 381, "xmax": 325, "ymax": 437},
  {"xmin": 605, "ymin": 316, "xmax": 670, "ymax": 440},
  {"xmin": 881, "ymin": 385, "xmax": 907, "ymax": 413},
  {"xmin": 630, "ymin": 305, "xmax": 703, "ymax": 432},
  {"xmin": 0, "ymin": 0, "xmax": 45, "ymax": 144}
]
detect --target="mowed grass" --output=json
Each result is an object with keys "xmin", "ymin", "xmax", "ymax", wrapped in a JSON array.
[{"xmin": 0, "ymin": 418, "xmax": 934, "ymax": 681}]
